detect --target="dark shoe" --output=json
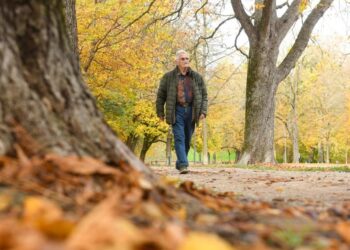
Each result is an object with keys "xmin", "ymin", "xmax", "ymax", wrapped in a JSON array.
[{"xmin": 178, "ymin": 166, "xmax": 189, "ymax": 174}]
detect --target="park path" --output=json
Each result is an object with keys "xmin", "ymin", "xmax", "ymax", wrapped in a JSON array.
[{"xmin": 151, "ymin": 166, "xmax": 350, "ymax": 210}]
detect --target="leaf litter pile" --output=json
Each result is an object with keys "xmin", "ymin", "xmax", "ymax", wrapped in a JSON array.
[{"xmin": 0, "ymin": 154, "xmax": 349, "ymax": 250}]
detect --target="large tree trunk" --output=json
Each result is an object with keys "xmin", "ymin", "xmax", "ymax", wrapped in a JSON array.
[
  {"xmin": 238, "ymin": 44, "xmax": 279, "ymax": 164},
  {"xmin": 231, "ymin": 0, "xmax": 333, "ymax": 164},
  {"xmin": 0, "ymin": 1, "xmax": 152, "ymax": 176},
  {"xmin": 63, "ymin": 0, "xmax": 79, "ymax": 64}
]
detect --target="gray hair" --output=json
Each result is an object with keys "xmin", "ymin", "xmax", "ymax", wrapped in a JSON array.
[{"xmin": 175, "ymin": 49, "xmax": 188, "ymax": 60}]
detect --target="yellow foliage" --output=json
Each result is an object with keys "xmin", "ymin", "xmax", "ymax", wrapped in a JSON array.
[
  {"xmin": 299, "ymin": 0, "xmax": 309, "ymax": 12},
  {"xmin": 255, "ymin": 3, "xmax": 265, "ymax": 10}
]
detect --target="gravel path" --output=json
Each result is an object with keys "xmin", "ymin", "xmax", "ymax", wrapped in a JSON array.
[{"xmin": 151, "ymin": 166, "xmax": 350, "ymax": 210}]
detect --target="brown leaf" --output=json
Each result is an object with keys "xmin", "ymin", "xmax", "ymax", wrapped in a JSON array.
[
  {"xmin": 336, "ymin": 222, "xmax": 350, "ymax": 244},
  {"xmin": 44, "ymin": 154, "xmax": 119, "ymax": 176},
  {"xmin": 0, "ymin": 218, "xmax": 61, "ymax": 250},
  {"xmin": 178, "ymin": 232, "xmax": 235, "ymax": 250},
  {"xmin": 23, "ymin": 196, "xmax": 75, "ymax": 239},
  {"xmin": 66, "ymin": 199, "xmax": 145, "ymax": 250}
]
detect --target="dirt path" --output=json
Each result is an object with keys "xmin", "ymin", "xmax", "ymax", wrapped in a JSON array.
[{"xmin": 151, "ymin": 166, "xmax": 350, "ymax": 210}]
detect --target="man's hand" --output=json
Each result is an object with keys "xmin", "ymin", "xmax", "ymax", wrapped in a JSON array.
[{"xmin": 199, "ymin": 114, "xmax": 206, "ymax": 120}]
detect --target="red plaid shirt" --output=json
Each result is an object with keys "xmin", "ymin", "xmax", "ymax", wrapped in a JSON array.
[{"xmin": 177, "ymin": 70, "xmax": 193, "ymax": 105}]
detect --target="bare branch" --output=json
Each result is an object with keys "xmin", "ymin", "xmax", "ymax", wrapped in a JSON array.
[
  {"xmin": 235, "ymin": 27, "xmax": 249, "ymax": 58},
  {"xmin": 230, "ymin": 0, "xmax": 257, "ymax": 45},
  {"xmin": 276, "ymin": 0, "xmax": 334, "ymax": 84},
  {"xmin": 193, "ymin": 15, "xmax": 235, "ymax": 52},
  {"xmin": 276, "ymin": 0, "xmax": 301, "ymax": 45},
  {"xmin": 144, "ymin": 0, "xmax": 185, "ymax": 28},
  {"xmin": 276, "ymin": 1, "xmax": 289, "ymax": 9},
  {"xmin": 195, "ymin": 0, "xmax": 208, "ymax": 20}
]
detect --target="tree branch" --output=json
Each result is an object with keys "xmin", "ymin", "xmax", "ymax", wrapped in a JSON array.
[
  {"xmin": 235, "ymin": 26, "xmax": 249, "ymax": 58},
  {"xmin": 230, "ymin": 0, "xmax": 257, "ymax": 45},
  {"xmin": 83, "ymin": 0, "xmax": 158, "ymax": 72},
  {"xmin": 193, "ymin": 15, "xmax": 235, "ymax": 52},
  {"xmin": 195, "ymin": 0, "xmax": 208, "ymax": 20},
  {"xmin": 276, "ymin": 0, "xmax": 301, "ymax": 45},
  {"xmin": 258, "ymin": 0, "xmax": 277, "ymax": 41},
  {"xmin": 276, "ymin": 0, "xmax": 334, "ymax": 84}
]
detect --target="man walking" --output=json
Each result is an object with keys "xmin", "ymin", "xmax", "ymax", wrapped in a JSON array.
[{"xmin": 156, "ymin": 50, "xmax": 208, "ymax": 174}]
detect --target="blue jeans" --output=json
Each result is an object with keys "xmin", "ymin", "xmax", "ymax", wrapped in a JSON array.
[{"xmin": 172, "ymin": 105, "xmax": 195, "ymax": 169}]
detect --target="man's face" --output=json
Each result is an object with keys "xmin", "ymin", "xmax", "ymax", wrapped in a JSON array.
[{"xmin": 176, "ymin": 53, "xmax": 190, "ymax": 68}]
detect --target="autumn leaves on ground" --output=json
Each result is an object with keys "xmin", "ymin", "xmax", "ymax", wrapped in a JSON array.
[{"xmin": 0, "ymin": 154, "xmax": 350, "ymax": 250}]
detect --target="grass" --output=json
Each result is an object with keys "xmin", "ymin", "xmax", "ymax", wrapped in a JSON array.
[
  {"xmin": 151, "ymin": 162, "xmax": 350, "ymax": 172},
  {"xmin": 231, "ymin": 164, "xmax": 350, "ymax": 172}
]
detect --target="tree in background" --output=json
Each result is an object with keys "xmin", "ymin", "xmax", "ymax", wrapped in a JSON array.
[
  {"xmin": 231, "ymin": 0, "xmax": 334, "ymax": 164},
  {"xmin": 76, "ymin": 0, "xmax": 185, "ymax": 158},
  {"xmin": 275, "ymin": 44, "xmax": 350, "ymax": 163}
]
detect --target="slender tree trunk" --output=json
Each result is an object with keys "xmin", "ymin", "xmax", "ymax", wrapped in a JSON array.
[
  {"xmin": 346, "ymin": 148, "xmax": 348, "ymax": 164},
  {"xmin": 235, "ymin": 149, "xmax": 241, "ymax": 163},
  {"xmin": 325, "ymin": 142, "xmax": 330, "ymax": 164},
  {"xmin": 201, "ymin": 9, "xmax": 209, "ymax": 165},
  {"xmin": 166, "ymin": 127, "xmax": 172, "ymax": 166},
  {"xmin": 283, "ymin": 127, "xmax": 287, "ymax": 163},
  {"xmin": 139, "ymin": 140, "xmax": 149, "ymax": 162},
  {"xmin": 202, "ymin": 119, "xmax": 208, "ymax": 164},
  {"xmin": 291, "ymin": 116, "xmax": 300, "ymax": 163},
  {"xmin": 126, "ymin": 134, "xmax": 139, "ymax": 152},
  {"xmin": 0, "ymin": 0, "xmax": 152, "ymax": 177},
  {"xmin": 291, "ymin": 65, "xmax": 300, "ymax": 163},
  {"xmin": 63, "ymin": 0, "xmax": 79, "ymax": 65},
  {"xmin": 193, "ymin": 130, "xmax": 196, "ymax": 164},
  {"xmin": 318, "ymin": 142, "xmax": 324, "ymax": 163}
]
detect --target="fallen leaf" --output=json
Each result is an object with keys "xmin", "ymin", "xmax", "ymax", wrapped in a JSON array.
[
  {"xmin": 23, "ymin": 196, "xmax": 75, "ymax": 239},
  {"xmin": 0, "ymin": 192, "xmax": 11, "ymax": 211},
  {"xmin": 67, "ymin": 199, "xmax": 145, "ymax": 250},
  {"xmin": 179, "ymin": 232, "xmax": 235, "ymax": 250},
  {"xmin": 336, "ymin": 222, "xmax": 350, "ymax": 244}
]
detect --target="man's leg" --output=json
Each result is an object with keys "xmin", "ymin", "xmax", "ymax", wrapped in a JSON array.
[{"xmin": 172, "ymin": 106, "xmax": 188, "ymax": 170}]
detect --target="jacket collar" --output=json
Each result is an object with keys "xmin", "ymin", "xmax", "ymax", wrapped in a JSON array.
[{"xmin": 174, "ymin": 66, "xmax": 193, "ymax": 77}]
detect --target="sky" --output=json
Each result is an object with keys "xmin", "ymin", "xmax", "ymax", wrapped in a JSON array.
[{"xmin": 212, "ymin": 0, "xmax": 350, "ymax": 65}]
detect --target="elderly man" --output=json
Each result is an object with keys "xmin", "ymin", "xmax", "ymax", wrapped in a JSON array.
[{"xmin": 156, "ymin": 50, "xmax": 208, "ymax": 174}]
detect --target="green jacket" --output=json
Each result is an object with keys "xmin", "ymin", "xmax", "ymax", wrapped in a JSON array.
[{"xmin": 156, "ymin": 67, "xmax": 208, "ymax": 125}]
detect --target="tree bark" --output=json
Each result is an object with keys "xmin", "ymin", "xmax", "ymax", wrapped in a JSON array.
[
  {"xmin": 238, "ymin": 43, "xmax": 279, "ymax": 164},
  {"xmin": 0, "ymin": 1, "xmax": 152, "ymax": 177},
  {"xmin": 63, "ymin": 0, "xmax": 79, "ymax": 65},
  {"xmin": 139, "ymin": 137, "xmax": 153, "ymax": 162},
  {"xmin": 126, "ymin": 133, "xmax": 139, "ymax": 152},
  {"xmin": 231, "ymin": 0, "xmax": 333, "ymax": 164}
]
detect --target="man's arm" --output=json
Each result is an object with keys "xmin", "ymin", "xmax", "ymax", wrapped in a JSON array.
[{"xmin": 156, "ymin": 74, "xmax": 167, "ymax": 119}]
